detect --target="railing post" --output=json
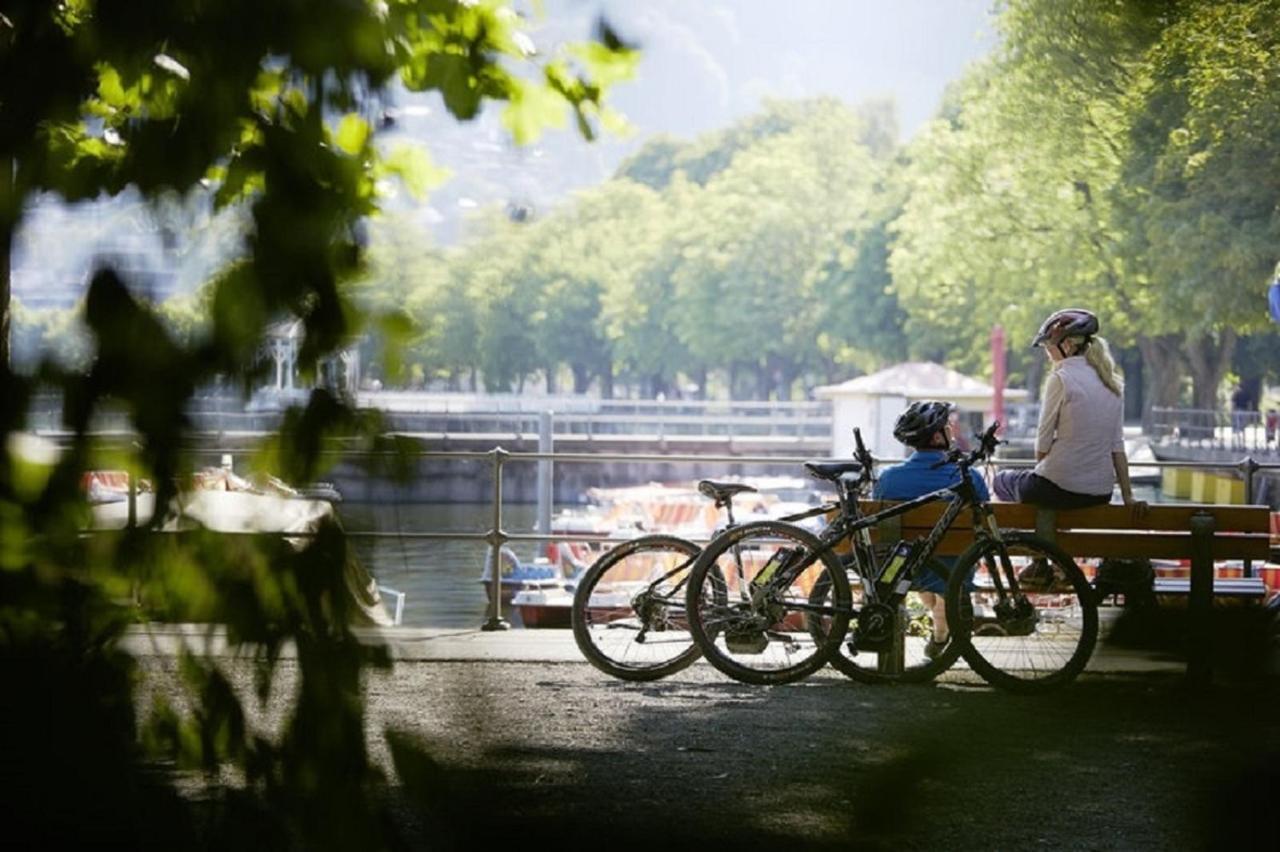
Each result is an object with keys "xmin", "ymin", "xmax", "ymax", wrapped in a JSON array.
[
  {"xmin": 536, "ymin": 411, "xmax": 553, "ymax": 535},
  {"xmin": 482, "ymin": 447, "xmax": 511, "ymax": 631},
  {"xmin": 1186, "ymin": 511, "xmax": 1215, "ymax": 686}
]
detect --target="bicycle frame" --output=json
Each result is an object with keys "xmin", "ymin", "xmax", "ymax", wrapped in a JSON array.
[
  {"xmin": 759, "ymin": 448, "xmax": 1017, "ymax": 622},
  {"xmin": 622, "ymin": 501, "xmax": 841, "ymax": 618}
]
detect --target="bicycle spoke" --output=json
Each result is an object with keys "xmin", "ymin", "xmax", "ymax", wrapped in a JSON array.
[{"xmin": 573, "ymin": 536, "xmax": 705, "ymax": 681}]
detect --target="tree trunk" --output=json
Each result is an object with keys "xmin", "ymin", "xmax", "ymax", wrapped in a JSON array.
[
  {"xmin": 692, "ymin": 365, "xmax": 707, "ymax": 400},
  {"xmin": 649, "ymin": 372, "xmax": 669, "ymax": 399},
  {"xmin": 1183, "ymin": 330, "xmax": 1237, "ymax": 411},
  {"xmin": 601, "ymin": 361, "xmax": 614, "ymax": 399},
  {"xmin": 776, "ymin": 360, "xmax": 797, "ymax": 401},
  {"xmin": 1024, "ymin": 356, "xmax": 1045, "ymax": 403},
  {"xmin": 1137, "ymin": 334, "xmax": 1186, "ymax": 432},
  {"xmin": 571, "ymin": 363, "xmax": 590, "ymax": 394}
]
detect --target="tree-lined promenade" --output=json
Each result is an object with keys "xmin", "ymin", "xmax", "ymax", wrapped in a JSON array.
[{"xmin": 3, "ymin": 2, "xmax": 1280, "ymax": 849}]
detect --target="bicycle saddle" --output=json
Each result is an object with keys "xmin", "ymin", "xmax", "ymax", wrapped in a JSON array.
[
  {"xmin": 697, "ymin": 480, "xmax": 758, "ymax": 503},
  {"xmin": 803, "ymin": 460, "xmax": 863, "ymax": 482}
]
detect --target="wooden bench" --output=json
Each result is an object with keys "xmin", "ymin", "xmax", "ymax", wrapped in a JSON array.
[{"xmin": 858, "ymin": 500, "xmax": 1275, "ymax": 681}]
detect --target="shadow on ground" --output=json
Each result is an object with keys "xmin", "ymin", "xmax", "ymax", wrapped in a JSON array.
[{"xmin": 376, "ymin": 667, "xmax": 1280, "ymax": 851}]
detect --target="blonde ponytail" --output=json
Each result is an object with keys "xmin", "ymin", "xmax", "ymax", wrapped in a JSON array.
[{"xmin": 1082, "ymin": 335, "xmax": 1123, "ymax": 396}]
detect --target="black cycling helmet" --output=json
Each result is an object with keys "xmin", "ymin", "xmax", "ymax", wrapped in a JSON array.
[
  {"xmin": 893, "ymin": 400, "xmax": 955, "ymax": 449},
  {"xmin": 1030, "ymin": 308, "xmax": 1099, "ymax": 350}
]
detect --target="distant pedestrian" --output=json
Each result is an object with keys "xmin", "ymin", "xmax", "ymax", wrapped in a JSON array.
[{"xmin": 1266, "ymin": 408, "xmax": 1278, "ymax": 447}]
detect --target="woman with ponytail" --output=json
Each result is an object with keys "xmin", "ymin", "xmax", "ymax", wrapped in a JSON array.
[{"xmin": 993, "ymin": 308, "xmax": 1146, "ymax": 513}]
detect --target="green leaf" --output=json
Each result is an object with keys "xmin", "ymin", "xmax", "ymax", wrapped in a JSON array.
[
  {"xmin": 379, "ymin": 144, "xmax": 451, "ymax": 198},
  {"xmin": 425, "ymin": 52, "xmax": 481, "ymax": 119},
  {"xmin": 334, "ymin": 113, "xmax": 370, "ymax": 156},
  {"xmin": 571, "ymin": 41, "xmax": 640, "ymax": 89},
  {"xmin": 501, "ymin": 79, "xmax": 566, "ymax": 144}
]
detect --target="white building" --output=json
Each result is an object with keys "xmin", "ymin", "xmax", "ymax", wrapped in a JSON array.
[{"xmin": 814, "ymin": 362, "xmax": 1029, "ymax": 460}]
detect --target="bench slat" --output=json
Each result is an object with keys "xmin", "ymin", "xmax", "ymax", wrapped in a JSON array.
[
  {"xmin": 923, "ymin": 531, "xmax": 1271, "ymax": 560},
  {"xmin": 858, "ymin": 501, "xmax": 1271, "ymax": 533},
  {"xmin": 1153, "ymin": 577, "xmax": 1267, "ymax": 597}
]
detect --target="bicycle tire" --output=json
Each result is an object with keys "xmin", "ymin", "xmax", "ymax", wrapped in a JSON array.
[
  {"xmin": 945, "ymin": 532, "xmax": 1098, "ymax": 693},
  {"xmin": 820, "ymin": 557, "xmax": 962, "ymax": 684},
  {"xmin": 571, "ymin": 535, "xmax": 704, "ymax": 681},
  {"xmin": 685, "ymin": 520, "xmax": 850, "ymax": 686}
]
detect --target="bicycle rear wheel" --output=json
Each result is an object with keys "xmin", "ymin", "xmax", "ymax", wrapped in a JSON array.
[
  {"xmin": 820, "ymin": 557, "xmax": 962, "ymax": 684},
  {"xmin": 945, "ymin": 533, "xmax": 1098, "ymax": 693},
  {"xmin": 571, "ymin": 535, "xmax": 704, "ymax": 681},
  {"xmin": 685, "ymin": 520, "xmax": 850, "ymax": 686}
]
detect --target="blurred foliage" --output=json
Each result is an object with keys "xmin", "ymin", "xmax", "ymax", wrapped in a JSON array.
[{"xmin": 0, "ymin": 0, "xmax": 631, "ymax": 847}]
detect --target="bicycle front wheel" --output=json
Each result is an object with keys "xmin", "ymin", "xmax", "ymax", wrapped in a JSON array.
[
  {"xmin": 571, "ymin": 535, "xmax": 704, "ymax": 681},
  {"xmin": 945, "ymin": 533, "xmax": 1098, "ymax": 693},
  {"xmin": 822, "ymin": 557, "xmax": 962, "ymax": 684},
  {"xmin": 686, "ymin": 520, "xmax": 850, "ymax": 686}
]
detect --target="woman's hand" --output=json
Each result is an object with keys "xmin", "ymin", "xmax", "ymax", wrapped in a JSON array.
[{"xmin": 1122, "ymin": 495, "xmax": 1149, "ymax": 519}]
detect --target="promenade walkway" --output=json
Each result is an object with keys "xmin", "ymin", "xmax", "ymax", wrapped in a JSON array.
[
  {"xmin": 120, "ymin": 624, "xmax": 1278, "ymax": 850},
  {"xmin": 122, "ymin": 624, "xmax": 1191, "ymax": 673}
]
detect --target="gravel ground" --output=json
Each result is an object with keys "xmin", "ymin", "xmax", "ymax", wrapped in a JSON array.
[{"xmin": 136, "ymin": 657, "xmax": 1280, "ymax": 851}]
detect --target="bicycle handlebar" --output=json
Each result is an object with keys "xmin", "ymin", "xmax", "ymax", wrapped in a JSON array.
[
  {"xmin": 852, "ymin": 427, "xmax": 875, "ymax": 472},
  {"xmin": 930, "ymin": 421, "xmax": 1003, "ymax": 470}
]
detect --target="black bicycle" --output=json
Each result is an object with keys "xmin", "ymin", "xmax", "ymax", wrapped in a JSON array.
[
  {"xmin": 571, "ymin": 480, "xmax": 833, "ymax": 681},
  {"xmin": 685, "ymin": 424, "xmax": 1099, "ymax": 691}
]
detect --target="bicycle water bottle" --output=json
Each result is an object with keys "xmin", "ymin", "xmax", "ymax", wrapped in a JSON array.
[{"xmin": 876, "ymin": 540, "xmax": 922, "ymax": 599}]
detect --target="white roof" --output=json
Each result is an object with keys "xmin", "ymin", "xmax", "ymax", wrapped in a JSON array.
[{"xmin": 814, "ymin": 361, "xmax": 1029, "ymax": 401}]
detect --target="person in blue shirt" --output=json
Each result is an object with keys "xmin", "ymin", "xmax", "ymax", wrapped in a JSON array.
[{"xmin": 873, "ymin": 400, "xmax": 990, "ymax": 658}]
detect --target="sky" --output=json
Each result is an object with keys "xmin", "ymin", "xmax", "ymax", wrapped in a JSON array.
[{"xmin": 597, "ymin": 0, "xmax": 996, "ymax": 141}]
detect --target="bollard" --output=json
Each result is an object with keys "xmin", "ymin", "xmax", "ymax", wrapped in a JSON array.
[
  {"xmin": 878, "ymin": 605, "xmax": 906, "ymax": 676},
  {"xmin": 1186, "ymin": 512, "xmax": 1215, "ymax": 686},
  {"xmin": 482, "ymin": 447, "xmax": 511, "ymax": 631},
  {"xmin": 1240, "ymin": 456, "xmax": 1259, "ymax": 578}
]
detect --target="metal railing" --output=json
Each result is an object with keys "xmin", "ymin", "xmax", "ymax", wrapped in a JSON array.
[
  {"xmin": 28, "ymin": 400, "xmax": 835, "ymax": 444},
  {"xmin": 1151, "ymin": 406, "xmax": 1280, "ymax": 456},
  {"xmin": 96, "ymin": 440, "xmax": 1280, "ymax": 629},
  {"xmin": 329, "ymin": 446, "xmax": 1280, "ymax": 627}
]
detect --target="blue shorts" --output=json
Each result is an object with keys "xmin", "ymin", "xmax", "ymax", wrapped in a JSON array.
[{"xmin": 911, "ymin": 558, "xmax": 975, "ymax": 594}]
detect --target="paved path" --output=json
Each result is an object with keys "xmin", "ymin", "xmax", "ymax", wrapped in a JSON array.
[{"xmin": 121, "ymin": 624, "xmax": 1279, "ymax": 850}]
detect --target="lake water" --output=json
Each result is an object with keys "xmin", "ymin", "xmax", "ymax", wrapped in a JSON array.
[{"xmin": 339, "ymin": 502, "xmax": 542, "ymax": 628}]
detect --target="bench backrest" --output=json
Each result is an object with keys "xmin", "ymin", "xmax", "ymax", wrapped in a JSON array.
[{"xmin": 855, "ymin": 500, "xmax": 1272, "ymax": 561}]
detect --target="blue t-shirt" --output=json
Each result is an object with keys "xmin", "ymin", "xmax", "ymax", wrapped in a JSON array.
[
  {"xmin": 873, "ymin": 450, "xmax": 990, "ymax": 503},
  {"xmin": 872, "ymin": 449, "xmax": 989, "ymax": 593}
]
